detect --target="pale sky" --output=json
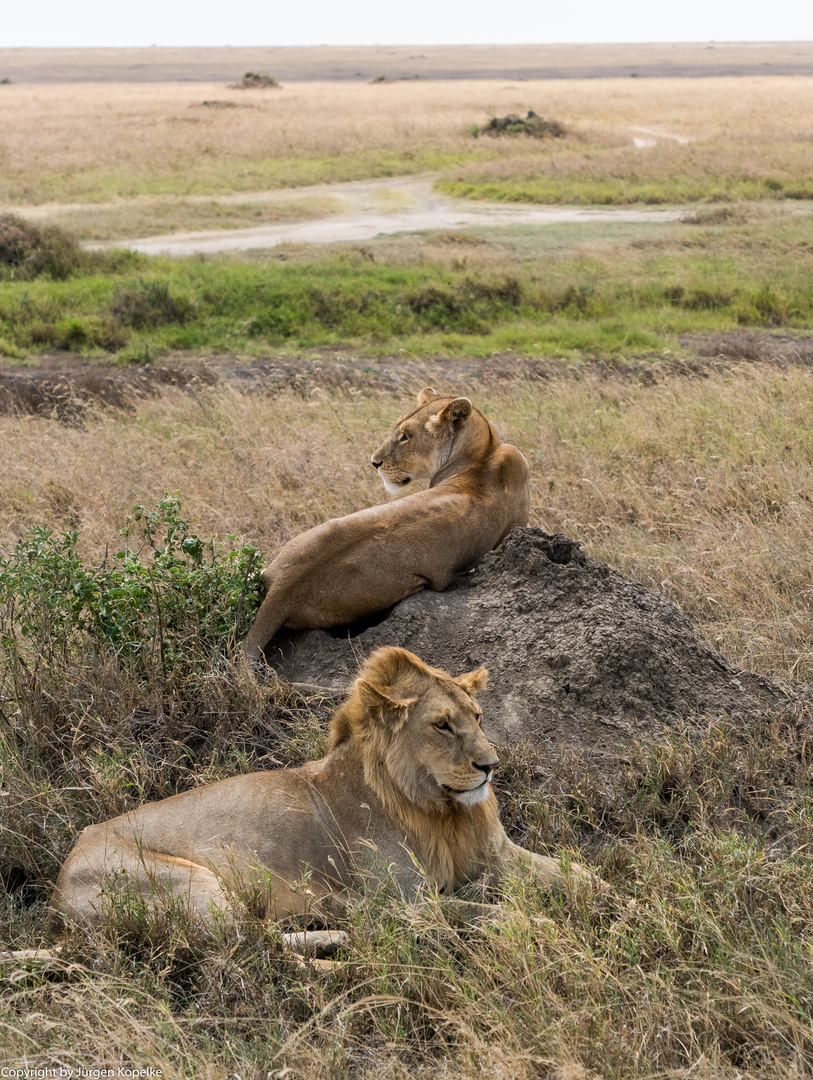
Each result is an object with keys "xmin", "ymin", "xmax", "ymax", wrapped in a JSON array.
[{"xmin": 2, "ymin": 0, "xmax": 812, "ymax": 48}]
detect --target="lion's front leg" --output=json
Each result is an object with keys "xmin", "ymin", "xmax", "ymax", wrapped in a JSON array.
[{"xmin": 497, "ymin": 841, "xmax": 607, "ymax": 895}]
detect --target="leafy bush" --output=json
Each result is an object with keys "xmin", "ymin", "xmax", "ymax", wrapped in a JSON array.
[
  {"xmin": 477, "ymin": 111, "xmax": 566, "ymax": 139},
  {"xmin": 0, "ymin": 214, "xmax": 85, "ymax": 281},
  {"xmin": 0, "ymin": 496, "xmax": 262, "ymax": 679},
  {"xmin": 52, "ymin": 314, "xmax": 129, "ymax": 350},
  {"xmin": 110, "ymin": 279, "xmax": 195, "ymax": 329}
]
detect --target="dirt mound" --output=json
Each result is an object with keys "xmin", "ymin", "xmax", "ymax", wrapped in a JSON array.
[
  {"xmin": 479, "ymin": 111, "xmax": 566, "ymax": 138},
  {"xmin": 233, "ymin": 71, "xmax": 281, "ymax": 89},
  {"xmin": 265, "ymin": 527, "xmax": 810, "ymax": 762}
]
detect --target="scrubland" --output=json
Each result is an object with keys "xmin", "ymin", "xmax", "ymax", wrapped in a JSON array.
[
  {"xmin": 1, "ymin": 71, "xmax": 813, "ymax": 1080},
  {"xmin": 2, "ymin": 362, "xmax": 813, "ymax": 1079},
  {"xmin": 2, "ymin": 76, "xmax": 812, "ymax": 233}
]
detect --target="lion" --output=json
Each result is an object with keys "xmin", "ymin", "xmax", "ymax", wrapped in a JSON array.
[
  {"xmin": 49, "ymin": 647, "xmax": 590, "ymax": 940},
  {"xmin": 241, "ymin": 389, "xmax": 530, "ymax": 661}
]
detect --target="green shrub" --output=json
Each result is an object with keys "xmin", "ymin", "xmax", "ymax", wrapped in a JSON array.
[
  {"xmin": 236, "ymin": 71, "xmax": 281, "ymax": 89},
  {"xmin": 110, "ymin": 279, "xmax": 195, "ymax": 329},
  {"xmin": 0, "ymin": 496, "xmax": 262, "ymax": 678},
  {"xmin": 52, "ymin": 314, "xmax": 128, "ymax": 350}
]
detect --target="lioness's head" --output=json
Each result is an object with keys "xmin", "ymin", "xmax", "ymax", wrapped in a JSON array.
[
  {"xmin": 330, "ymin": 646, "xmax": 498, "ymax": 813},
  {"xmin": 370, "ymin": 388, "xmax": 480, "ymax": 495}
]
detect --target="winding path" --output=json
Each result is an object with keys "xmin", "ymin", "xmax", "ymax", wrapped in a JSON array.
[{"xmin": 84, "ymin": 175, "xmax": 684, "ymax": 256}]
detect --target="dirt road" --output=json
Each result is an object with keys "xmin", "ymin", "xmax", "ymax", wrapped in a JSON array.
[{"xmin": 86, "ymin": 175, "xmax": 684, "ymax": 256}]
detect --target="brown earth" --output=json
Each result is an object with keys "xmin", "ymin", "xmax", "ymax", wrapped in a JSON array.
[
  {"xmin": 265, "ymin": 527, "xmax": 812, "ymax": 764},
  {"xmin": 0, "ymin": 358, "xmax": 216, "ymax": 422},
  {"xmin": 1, "ymin": 43, "xmax": 812, "ymax": 84},
  {"xmin": 2, "ymin": 331, "xmax": 812, "ymax": 422}
]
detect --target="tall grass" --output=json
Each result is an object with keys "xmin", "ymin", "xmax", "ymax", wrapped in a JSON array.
[
  {"xmin": 1, "ymin": 364, "xmax": 812, "ymax": 1076},
  {"xmin": 1, "ymin": 360, "xmax": 812, "ymax": 678}
]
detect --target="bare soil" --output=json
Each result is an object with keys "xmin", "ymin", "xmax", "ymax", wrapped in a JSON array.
[
  {"xmin": 265, "ymin": 528, "xmax": 812, "ymax": 763},
  {"xmin": 0, "ymin": 358, "xmax": 216, "ymax": 421},
  {"xmin": 2, "ymin": 43, "xmax": 812, "ymax": 84},
  {"xmin": 89, "ymin": 176, "xmax": 684, "ymax": 256}
]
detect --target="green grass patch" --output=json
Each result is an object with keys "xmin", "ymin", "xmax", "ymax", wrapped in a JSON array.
[
  {"xmin": 2, "ymin": 147, "xmax": 496, "ymax": 207},
  {"xmin": 438, "ymin": 173, "xmax": 813, "ymax": 206},
  {"xmin": 436, "ymin": 142, "xmax": 813, "ymax": 207},
  {"xmin": 2, "ymin": 222, "xmax": 813, "ymax": 360}
]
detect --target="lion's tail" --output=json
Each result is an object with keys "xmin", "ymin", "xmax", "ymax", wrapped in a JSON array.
[{"xmin": 240, "ymin": 582, "xmax": 286, "ymax": 663}]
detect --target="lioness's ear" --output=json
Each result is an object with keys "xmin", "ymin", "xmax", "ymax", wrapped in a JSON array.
[
  {"xmin": 356, "ymin": 679, "xmax": 418, "ymax": 718},
  {"xmin": 454, "ymin": 667, "xmax": 488, "ymax": 696},
  {"xmin": 426, "ymin": 397, "xmax": 472, "ymax": 434},
  {"xmin": 417, "ymin": 387, "xmax": 439, "ymax": 407}
]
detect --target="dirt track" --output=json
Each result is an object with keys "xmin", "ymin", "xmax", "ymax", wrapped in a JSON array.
[{"xmin": 85, "ymin": 176, "xmax": 684, "ymax": 256}]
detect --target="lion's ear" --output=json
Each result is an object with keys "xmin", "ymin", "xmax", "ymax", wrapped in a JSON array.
[
  {"xmin": 356, "ymin": 679, "xmax": 418, "ymax": 718},
  {"xmin": 454, "ymin": 667, "xmax": 488, "ymax": 696},
  {"xmin": 417, "ymin": 387, "xmax": 439, "ymax": 407},
  {"xmin": 426, "ymin": 397, "xmax": 472, "ymax": 434}
]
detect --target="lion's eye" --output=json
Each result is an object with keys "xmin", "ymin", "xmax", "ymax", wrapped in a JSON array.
[
  {"xmin": 397, "ymin": 431, "xmax": 409, "ymax": 443},
  {"xmin": 435, "ymin": 721, "xmax": 453, "ymax": 735}
]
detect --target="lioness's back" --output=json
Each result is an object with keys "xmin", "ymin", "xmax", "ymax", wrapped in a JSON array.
[{"xmin": 242, "ymin": 391, "xmax": 530, "ymax": 658}]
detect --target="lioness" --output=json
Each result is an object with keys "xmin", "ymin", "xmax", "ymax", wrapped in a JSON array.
[
  {"xmin": 241, "ymin": 389, "xmax": 529, "ymax": 661},
  {"xmin": 49, "ymin": 647, "xmax": 587, "ymax": 934}
]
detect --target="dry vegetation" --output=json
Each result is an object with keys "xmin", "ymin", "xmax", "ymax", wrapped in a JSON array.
[
  {"xmin": 1, "ymin": 361, "xmax": 812, "ymax": 681},
  {"xmin": 1, "ymin": 364, "xmax": 813, "ymax": 1077},
  {"xmin": 2, "ymin": 76, "xmax": 812, "ymax": 235},
  {"xmin": 2, "ymin": 66, "xmax": 813, "ymax": 1078}
]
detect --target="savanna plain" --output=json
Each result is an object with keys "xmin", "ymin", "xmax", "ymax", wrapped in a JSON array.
[{"xmin": 1, "ymin": 69, "xmax": 813, "ymax": 1079}]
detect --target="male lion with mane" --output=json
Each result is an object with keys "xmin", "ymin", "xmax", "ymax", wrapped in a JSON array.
[
  {"xmin": 49, "ymin": 648, "xmax": 592, "ymax": 941},
  {"xmin": 241, "ymin": 388, "xmax": 530, "ymax": 661}
]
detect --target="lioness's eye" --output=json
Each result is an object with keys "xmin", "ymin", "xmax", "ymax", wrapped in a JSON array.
[
  {"xmin": 435, "ymin": 721, "xmax": 453, "ymax": 734},
  {"xmin": 398, "ymin": 431, "xmax": 409, "ymax": 443}
]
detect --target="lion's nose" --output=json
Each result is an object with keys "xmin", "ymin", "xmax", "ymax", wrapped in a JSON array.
[
  {"xmin": 474, "ymin": 759, "xmax": 499, "ymax": 775},
  {"xmin": 371, "ymin": 458, "xmax": 382, "ymax": 469}
]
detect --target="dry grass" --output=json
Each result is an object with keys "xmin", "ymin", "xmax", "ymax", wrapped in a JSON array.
[
  {"xmin": 2, "ymin": 77, "xmax": 812, "ymax": 211},
  {"xmin": 1, "ymin": 360, "xmax": 812, "ymax": 680},
  {"xmin": 41, "ymin": 194, "xmax": 347, "ymax": 242},
  {"xmin": 1, "ymin": 365, "xmax": 813, "ymax": 1077},
  {"xmin": 2, "ymin": 71, "xmax": 813, "ymax": 1078}
]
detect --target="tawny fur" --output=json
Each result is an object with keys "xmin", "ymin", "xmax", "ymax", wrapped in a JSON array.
[
  {"xmin": 242, "ymin": 389, "xmax": 530, "ymax": 660},
  {"xmin": 49, "ymin": 648, "xmax": 585, "ymax": 933}
]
